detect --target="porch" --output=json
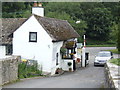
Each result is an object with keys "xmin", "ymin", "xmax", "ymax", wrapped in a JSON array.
[{"xmin": 60, "ymin": 41, "xmax": 82, "ymax": 72}]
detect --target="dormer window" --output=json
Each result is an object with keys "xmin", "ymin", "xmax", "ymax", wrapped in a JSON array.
[{"xmin": 29, "ymin": 32, "xmax": 37, "ymax": 42}]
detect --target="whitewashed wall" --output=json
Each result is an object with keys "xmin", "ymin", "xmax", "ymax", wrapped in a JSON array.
[
  {"xmin": 62, "ymin": 59, "xmax": 73, "ymax": 71},
  {"xmin": 13, "ymin": 15, "xmax": 53, "ymax": 73},
  {"xmin": 0, "ymin": 45, "xmax": 6, "ymax": 59},
  {"xmin": 51, "ymin": 41, "xmax": 63, "ymax": 75}
]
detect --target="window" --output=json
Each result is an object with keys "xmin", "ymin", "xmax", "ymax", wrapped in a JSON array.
[
  {"xmin": 29, "ymin": 32, "xmax": 37, "ymax": 42},
  {"xmin": 62, "ymin": 48, "xmax": 76, "ymax": 59},
  {"xmin": 6, "ymin": 44, "xmax": 13, "ymax": 55},
  {"xmin": 56, "ymin": 53, "xmax": 59, "ymax": 65},
  {"xmin": 97, "ymin": 52, "xmax": 111, "ymax": 57}
]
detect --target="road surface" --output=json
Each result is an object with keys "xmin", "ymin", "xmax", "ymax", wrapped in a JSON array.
[{"xmin": 3, "ymin": 47, "xmax": 117, "ymax": 88}]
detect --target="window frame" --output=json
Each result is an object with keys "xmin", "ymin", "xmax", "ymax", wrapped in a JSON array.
[
  {"xmin": 6, "ymin": 44, "xmax": 13, "ymax": 55},
  {"xmin": 61, "ymin": 48, "xmax": 75, "ymax": 59},
  {"xmin": 29, "ymin": 32, "xmax": 37, "ymax": 42}
]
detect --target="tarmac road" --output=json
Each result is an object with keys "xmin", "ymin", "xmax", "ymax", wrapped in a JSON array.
[{"xmin": 3, "ymin": 47, "xmax": 117, "ymax": 88}]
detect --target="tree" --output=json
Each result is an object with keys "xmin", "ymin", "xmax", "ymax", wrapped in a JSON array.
[
  {"xmin": 2, "ymin": 2, "xmax": 119, "ymax": 44},
  {"xmin": 109, "ymin": 22, "xmax": 118, "ymax": 44},
  {"xmin": 45, "ymin": 2, "xmax": 82, "ymax": 20},
  {"xmin": 102, "ymin": 2, "xmax": 120, "ymax": 23},
  {"xmin": 117, "ymin": 21, "xmax": 120, "ymax": 52},
  {"xmin": 46, "ymin": 12, "xmax": 87, "ymax": 42},
  {"xmin": 82, "ymin": 8, "xmax": 112, "ymax": 41},
  {"xmin": 2, "ymin": 2, "xmax": 32, "ymax": 18},
  {"xmin": 45, "ymin": 2, "xmax": 87, "ymax": 42},
  {"xmin": 73, "ymin": 20, "xmax": 87, "ymax": 42},
  {"xmin": 2, "ymin": 2, "xmax": 25, "ymax": 12}
]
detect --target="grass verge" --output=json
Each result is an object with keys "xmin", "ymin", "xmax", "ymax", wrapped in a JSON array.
[
  {"xmin": 106, "ymin": 49, "xmax": 120, "ymax": 54},
  {"xmin": 86, "ymin": 45, "xmax": 116, "ymax": 47},
  {"xmin": 109, "ymin": 58, "xmax": 120, "ymax": 66}
]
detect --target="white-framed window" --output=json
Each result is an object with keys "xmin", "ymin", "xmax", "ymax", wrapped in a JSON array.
[{"xmin": 29, "ymin": 32, "xmax": 37, "ymax": 42}]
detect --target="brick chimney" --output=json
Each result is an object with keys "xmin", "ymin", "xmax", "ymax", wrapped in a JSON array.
[{"xmin": 32, "ymin": 2, "xmax": 44, "ymax": 17}]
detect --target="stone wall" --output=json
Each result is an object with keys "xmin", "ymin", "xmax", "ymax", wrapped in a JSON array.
[
  {"xmin": 0, "ymin": 56, "xmax": 20, "ymax": 85},
  {"xmin": 104, "ymin": 62, "xmax": 120, "ymax": 90}
]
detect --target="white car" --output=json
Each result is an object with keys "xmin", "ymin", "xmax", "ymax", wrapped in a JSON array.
[{"xmin": 94, "ymin": 51, "xmax": 113, "ymax": 66}]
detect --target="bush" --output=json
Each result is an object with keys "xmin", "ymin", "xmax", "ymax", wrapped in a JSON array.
[
  {"xmin": 86, "ymin": 39, "xmax": 116, "ymax": 45},
  {"xmin": 109, "ymin": 58, "xmax": 120, "ymax": 66},
  {"xmin": 18, "ymin": 61, "xmax": 42, "ymax": 79},
  {"xmin": 60, "ymin": 47, "xmax": 66, "ymax": 54},
  {"xmin": 117, "ymin": 25, "xmax": 120, "ymax": 52},
  {"xmin": 107, "ymin": 49, "xmax": 120, "ymax": 54}
]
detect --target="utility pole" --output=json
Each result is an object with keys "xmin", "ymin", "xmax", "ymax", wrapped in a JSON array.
[
  {"xmin": 82, "ymin": 35, "xmax": 86, "ymax": 67},
  {"xmin": 75, "ymin": 21, "xmax": 86, "ymax": 67}
]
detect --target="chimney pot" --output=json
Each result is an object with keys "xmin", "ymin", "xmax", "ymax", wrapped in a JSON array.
[
  {"xmin": 32, "ymin": 2, "xmax": 44, "ymax": 17},
  {"xmin": 33, "ymin": 1, "xmax": 38, "ymax": 7},
  {"xmin": 38, "ymin": 3, "xmax": 42, "ymax": 7}
]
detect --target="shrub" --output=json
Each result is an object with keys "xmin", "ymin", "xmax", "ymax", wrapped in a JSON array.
[
  {"xmin": 18, "ymin": 61, "xmax": 42, "ymax": 79},
  {"xmin": 60, "ymin": 47, "xmax": 66, "ymax": 54},
  {"xmin": 109, "ymin": 58, "xmax": 120, "ymax": 66},
  {"xmin": 117, "ymin": 26, "xmax": 120, "ymax": 52}
]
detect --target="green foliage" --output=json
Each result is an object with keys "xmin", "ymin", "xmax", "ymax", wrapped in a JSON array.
[
  {"xmin": 60, "ymin": 47, "xmax": 66, "ymax": 54},
  {"xmin": 109, "ymin": 58, "xmax": 120, "ymax": 66},
  {"xmin": 18, "ymin": 61, "xmax": 42, "ymax": 79},
  {"xmin": 86, "ymin": 38, "xmax": 116, "ymax": 45},
  {"xmin": 2, "ymin": 2, "xmax": 25, "ymax": 12},
  {"xmin": 117, "ymin": 23, "xmax": 120, "ymax": 51},
  {"xmin": 2, "ymin": 2, "xmax": 32, "ymax": 18},
  {"xmin": 2, "ymin": 2, "xmax": 119, "ymax": 44},
  {"xmin": 22, "ymin": 10, "xmax": 31, "ymax": 18},
  {"xmin": 102, "ymin": 2, "xmax": 120, "ymax": 23},
  {"xmin": 109, "ymin": 23, "xmax": 118, "ymax": 45},
  {"xmin": 45, "ymin": 2, "xmax": 87, "ymax": 42},
  {"xmin": 87, "ymin": 45, "xmax": 116, "ymax": 47},
  {"xmin": 46, "ymin": 11, "xmax": 73, "ymax": 23},
  {"xmin": 45, "ymin": 2, "xmax": 119, "ymax": 43},
  {"xmin": 82, "ymin": 7, "xmax": 112, "ymax": 40},
  {"xmin": 106, "ymin": 49, "xmax": 120, "ymax": 54},
  {"xmin": 73, "ymin": 20, "xmax": 87, "ymax": 42}
]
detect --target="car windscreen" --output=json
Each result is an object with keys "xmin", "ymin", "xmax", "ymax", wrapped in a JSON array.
[{"xmin": 97, "ymin": 52, "xmax": 111, "ymax": 57}]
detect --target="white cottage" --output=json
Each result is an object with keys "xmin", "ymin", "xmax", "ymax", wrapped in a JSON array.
[
  {"xmin": 0, "ymin": 18, "xmax": 26, "ymax": 59},
  {"xmin": 1, "ymin": 3, "xmax": 80, "ymax": 75}
]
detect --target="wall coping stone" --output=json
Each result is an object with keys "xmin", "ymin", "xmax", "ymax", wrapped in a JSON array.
[
  {"xmin": 106, "ymin": 62, "xmax": 120, "ymax": 89},
  {"xmin": 0, "ymin": 56, "xmax": 20, "ymax": 61}
]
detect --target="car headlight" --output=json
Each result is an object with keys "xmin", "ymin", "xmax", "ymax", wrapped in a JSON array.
[{"xmin": 95, "ymin": 59, "xmax": 99, "ymax": 62}]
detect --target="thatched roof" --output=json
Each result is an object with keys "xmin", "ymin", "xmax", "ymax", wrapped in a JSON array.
[
  {"xmin": 1, "ymin": 15, "xmax": 80, "ymax": 44},
  {"xmin": 0, "ymin": 18, "xmax": 27, "ymax": 44},
  {"xmin": 34, "ymin": 15, "xmax": 80, "ymax": 42}
]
